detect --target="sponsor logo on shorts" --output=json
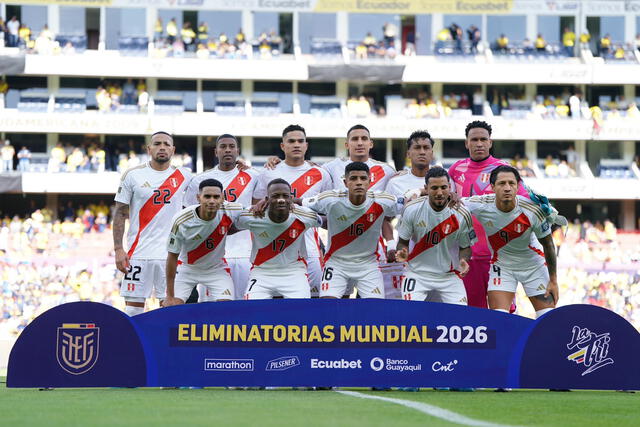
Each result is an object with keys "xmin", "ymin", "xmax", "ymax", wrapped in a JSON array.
[
  {"xmin": 310, "ymin": 358, "xmax": 362, "ymax": 369},
  {"xmin": 266, "ymin": 356, "xmax": 300, "ymax": 371},
  {"xmin": 566, "ymin": 326, "xmax": 614, "ymax": 376},
  {"xmin": 204, "ymin": 358, "xmax": 254, "ymax": 371},
  {"xmin": 432, "ymin": 359, "xmax": 458, "ymax": 373},
  {"xmin": 370, "ymin": 357, "xmax": 422, "ymax": 372}
]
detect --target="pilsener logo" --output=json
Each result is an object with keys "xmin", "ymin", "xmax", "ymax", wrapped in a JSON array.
[
  {"xmin": 266, "ymin": 356, "xmax": 300, "ymax": 371},
  {"xmin": 204, "ymin": 359, "xmax": 254, "ymax": 371}
]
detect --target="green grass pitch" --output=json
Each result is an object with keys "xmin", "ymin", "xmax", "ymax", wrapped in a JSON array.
[{"xmin": 2, "ymin": 379, "xmax": 639, "ymax": 426}]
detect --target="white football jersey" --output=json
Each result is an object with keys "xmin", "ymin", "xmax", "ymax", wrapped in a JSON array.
[
  {"xmin": 398, "ymin": 197, "xmax": 476, "ymax": 279},
  {"xmin": 303, "ymin": 190, "xmax": 399, "ymax": 266},
  {"xmin": 463, "ymin": 195, "xmax": 551, "ymax": 270},
  {"xmin": 236, "ymin": 206, "xmax": 321, "ymax": 270},
  {"xmin": 254, "ymin": 161, "xmax": 332, "ymax": 258},
  {"xmin": 184, "ymin": 166, "xmax": 260, "ymax": 259},
  {"xmin": 167, "ymin": 203, "xmax": 244, "ymax": 270},
  {"xmin": 323, "ymin": 158, "xmax": 396, "ymax": 191},
  {"xmin": 385, "ymin": 170, "xmax": 426, "ymax": 200},
  {"xmin": 115, "ymin": 162, "xmax": 192, "ymax": 259}
]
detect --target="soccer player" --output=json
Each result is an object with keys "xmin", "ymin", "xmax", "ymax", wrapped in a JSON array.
[
  {"xmin": 237, "ymin": 178, "xmax": 321, "ymax": 299},
  {"xmin": 464, "ymin": 165, "xmax": 557, "ymax": 317},
  {"xmin": 184, "ymin": 134, "xmax": 259, "ymax": 299},
  {"xmin": 384, "ymin": 130, "xmax": 435, "ymax": 298},
  {"xmin": 395, "ymin": 167, "xmax": 474, "ymax": 304},
  {"xmin": 164, "ymin": 179, "xmax": 243, "ymax": 306},
  {"xmin": 113, "ymin": 131, "xmax": 192, "ymax": 315},
  {"xmin": 302, "ymin": 162, "xmax": 399, "ymax": 299},
  {"xmin": 253, "ymin": 125, "xmax": 332, "ymax": 297},
  {"xmin": 448, "ymin": 120, "xmax": 529, "ymax": 309}
]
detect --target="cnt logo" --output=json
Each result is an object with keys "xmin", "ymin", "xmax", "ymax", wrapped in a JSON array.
[
  {"xmin": 566, "ymin": 325, "xmax": 614, "ymax": 376},
  {"xmin": 57, "ymin": 323, "xmax": 99, "ymax": 375},
  {"xmin": 266, "ymin": 356, "xmax": 300, "ymax": 371}
]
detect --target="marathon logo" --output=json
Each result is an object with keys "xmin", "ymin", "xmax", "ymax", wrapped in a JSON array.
[
  {"xmin": 266, "ymin": 356, "xmax": 300, "ymax": 371},
  {"xmin": 204, "ymin": 358, "xmax": 254, "ymax": 371}
]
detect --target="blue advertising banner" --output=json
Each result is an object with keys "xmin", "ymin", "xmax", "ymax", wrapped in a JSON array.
[{"xmin": 7, "ymin": 300, "xmax": 640, "ymax": 390}]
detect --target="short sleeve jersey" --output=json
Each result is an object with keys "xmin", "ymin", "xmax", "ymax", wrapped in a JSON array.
[
  {"xmin": 184, "ymin": 166, "xmax": 260, "ymax": 258},
  {"xmin": 167, "ymin": 202, "xmax": 244, "ymax": 270},
  {"xmin": 397, "ymin": 197, "xmax": 476, "ymax": 279},
  {"xmin": 235, "ymin": 206, "xmax": 321, "ymax": 270},
  {"xmin": 303, "ymin": 190, "xmax": 399, "ymax": 266},
  {"xmin": 253, "ymin": 162, "xmax": 333, "ymax": 258},
  {"xmin": 463, "ymin": 194, "xmax": 551, "ymax": 270},
  {"xmin": 114, "ymin": 162, "xmax": 192, "ymax": 259},
  {"xmin": 385, "ymin": 170, "xmax": 426, "ymax": 200},
  {"xmin": 448, "ymin": 156, "xmax": 529, "ymax": 260},
  {"xmin": 323, "ymin": 158, "xmax": 396, "ymax": 191}
]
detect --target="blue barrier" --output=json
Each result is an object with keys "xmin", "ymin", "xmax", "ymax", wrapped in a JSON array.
[{"xmin": 7, "ymin": 300, "xmax": 639, "ymax": 389}]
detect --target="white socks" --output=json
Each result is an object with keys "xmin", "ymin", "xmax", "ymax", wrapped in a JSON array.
[
  {"xmin": 125, "ymin": 305, "xmax": 144, "ymax": 316},
  {"xmin": 535, "ymin": 308, "xmax": 553, "ymax": 318}
]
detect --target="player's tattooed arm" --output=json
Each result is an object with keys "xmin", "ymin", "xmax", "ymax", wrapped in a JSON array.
[
  {"xmin": 539, "ymin": 234, "xmax": 558, "ymax": 304},
  {"xmin": 395, "ymin": 238, "xmax": 410, "ymax": 262},
  {"xmin": 112, "ymin": 202, "xmax": 130, "ymax": 273}
]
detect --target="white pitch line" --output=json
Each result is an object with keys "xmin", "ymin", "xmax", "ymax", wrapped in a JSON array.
[{"xmin": 336, "ymin": 390, "xmax": 519, "ymax": 427}]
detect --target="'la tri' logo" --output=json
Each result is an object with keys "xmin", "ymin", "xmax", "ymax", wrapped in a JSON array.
[
  {"xmin": 566, "ymin": 325, "xmax": 614, "ymax": 376},
  {"xmin": 57, "ymin": 323, "xmax": 100, "ymax": 375}
]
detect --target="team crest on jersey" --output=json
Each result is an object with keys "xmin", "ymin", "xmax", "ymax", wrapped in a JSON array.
[
  {"xmin": 481, "ymin": 173, "xmax": 490, "ymax": 183},
  {"xmin": 170, "ymin": 178, "xmax": 178, "ymax": 188},
  {"xmin": 56, "ymin": 323, "xmax": 99, "ymax": 375},
  {"xmin": 444, "ymin": 224, "xmax": 452, "ymax": 234},
  {"xmin": 370, "ymin": 172, "xmax": 376, "ymax": 183},
  {"xmin": 289, "ymin": 229, "xmax": 299, "ymax": 238},
  {"xmin": 239, "ymin": 176, "xmax": 246, "ymax": 186},
  {"xmin": 305, "ymin": 176, "xmax": 314, "ymax": 186},
  {"xmin": 219, "ymin": 226, "xmax": 227, "ymax": 235},
  {"xmin": 515, "ymin": 223, "xmax": 523, "ymax": 233},
  {"xmin": 367, "ymin": 213, "xmax": 376, "ymax": 222}
]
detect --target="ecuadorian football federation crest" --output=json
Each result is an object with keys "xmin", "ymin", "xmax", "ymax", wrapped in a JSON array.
[
  {"xmin": 289, "ymin": 229, "xmax": 299, "ymax": 238},
  {"xmin": 170, "ymin": 177, "xmax": 178, "ymax": 188},
  {"xmin": 57, "ymin": 323, "xmax": 99, "ymax": 375}
]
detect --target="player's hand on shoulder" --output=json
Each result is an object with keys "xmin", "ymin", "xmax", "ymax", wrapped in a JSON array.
[
  {"xmin": 458, "ymin": 258, "xmax": 470, "ymax": 277},
  {"xmin": 395, "ymin": 247, "xmax": 409, "ymax": 263},
  {"xmin": 386, "ymin": 249, "xmax": 396, "ymax": 263},
  {"xmin": 250, "ymin": 197, "xmax": 269, "ymax": 217},
  {"xmin": 264, "ymin": 156, "xmax": 281, "ymax": 170},
  {"xmin": 114, "ymin": 248, "xmax": 130, "ymax": 273},
  {"xmin": 235, "ymin": 158, "xmax": 250, "ymax": 171},
  {"xmin": 448, "ymin": 191, "xmax": 462, "ymax": 208},
  {"xmin": 403, "ymin": 188, "xmax": 422, "ymax": 203}
]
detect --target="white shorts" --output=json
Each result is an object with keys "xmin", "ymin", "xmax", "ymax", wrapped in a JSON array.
[
  {"xmin": 380, "ymin": 262, "xmax": 405, "ymax": 300},
  {"xmin": 306, "ymin": 257, "xmax": 323, "ymax": 297},
  {"xmin": 226, "ymin": 258, "xmax": 251, "ymax": 301},
  {"xmin": 245, "ymin": 268, "xmax": 310, "ymax": 299},
  {"xmin": 120, "ymin": 258, "xmax": 166, "ymax": 300},
  {"xmin": 176, "ymin": 266, "xmax": 234, "ymax": 302},
  {"xmin": 321, "ymin": 260, "xmax": 384, "ymax": 299},
  {"xmin": 401, "ymin": 271, "xmax": 467, "ymax": 305},
  {"xmin": 488, "ymin": 263, "xmax": 550, "ymax": 297}
]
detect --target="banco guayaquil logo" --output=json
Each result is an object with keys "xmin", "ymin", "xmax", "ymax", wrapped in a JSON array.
[
  {"xmin": 56, "ymin": 323, "xmax": 100, "ymax": 375},
  {"xmin": 566, "ymin": 325, "xmax": 614, "ymax": 376}
]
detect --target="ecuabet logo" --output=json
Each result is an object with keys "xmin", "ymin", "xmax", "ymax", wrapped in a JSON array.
[
  {"xmin": 566, "ymin": 325, "xmax": 614, "ymax": 376},
  {"xmin": 266, "ymin": 356, "xmax": 300, "ymax": 371},
  {"xmin": 56, "ymin": 323, "xmax": 99, "ymax": 375}
]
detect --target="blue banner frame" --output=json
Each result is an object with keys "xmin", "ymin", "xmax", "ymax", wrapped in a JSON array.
[{"xmin": 8, "ymin": 300, "xmax": 640, "ymax": 390}]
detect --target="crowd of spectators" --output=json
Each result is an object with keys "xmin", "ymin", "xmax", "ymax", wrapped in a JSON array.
[
  {"xmin": 0, "ymin": 16, "xmax": 77, "ymax": 55},
  {"xmin": 403, "ymin": 90, "xmax": 480, "ymax": 118},
  {"xmin": 96, "ymin": 79, "xmax": 149, "ymax": 113},
  {"xmin": 436, "ymin": 23, "xmax": 481, "ymax": 54}
]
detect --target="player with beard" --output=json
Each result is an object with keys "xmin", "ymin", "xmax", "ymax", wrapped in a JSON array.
[{"xmin": 113, "ymin": 131, "xmax": 192, "ymax": 315}]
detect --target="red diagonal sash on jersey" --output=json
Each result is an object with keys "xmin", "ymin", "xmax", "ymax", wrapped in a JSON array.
[
  {"xmin": 253, "ymin": 218, "xmax": 306, "ymax": 266},
  {"xmin": 187, "ymin": 214, "xmax": 232, "ymax": 264},
  {"xmin": 291, "ymin": 168, "xmax": 323, "ymax": 197},
  {"xmin": 369, "ymin": 165, "xmax": 386, "ymax": 188},
  {"xmin": 408, "ymin": 214, "xmax": 460, "ymax": 261},
  {"xmin": 128, "ymin": 169, "xmax": 185, "ymax": 257},
  {"xmin": 487, "ymin": 213, "xmax": 531, "ymax": 263},
  {"xmin": 225, "ymin": 171, "xmax": 252, "ymax": 201},
  {"xmin": 324, "ymin": 202, "xmax": 384, "ymax": 262}
]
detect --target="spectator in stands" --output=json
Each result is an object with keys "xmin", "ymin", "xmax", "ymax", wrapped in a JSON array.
[
  {"xmin": 580, "ymin": 32, "xmax": 591, "ymax": 50},
  {"xmin": 466, "ymin": 25, "xmax": 480, "ymax": 54},
  {"xmin": 0, "ymin": 18, "xmax": 6, "ymax": 47},
  {"xmin": 39, "ymin": 24, "xmax": 53, "ymax": 41},
  {"xmin": 48, "ymin": 143, "xmax": 66, "ymax": 173},
  {"xmin": 197, "ymin": 22, "xmax": 208, "ymax": 45},
  {"xmin": 448, "ymin": 23, "xmax": 463, "ymax": 52},
  {"xmin": 166, "ymin": 18, "xmax": 178, "ymax": 45},
  {"xmin": 62, "ymin": 41, "xmax": 75, "ymax": 55},
  {"xmin": 472, "ymin": 88, "xmax": 484, "ymax": 115},
  {"xmin": 382, "ymin": 22, "xmax": 397, "ymax": 48},
  {"xmin": 6, "ymin": 16, "xmax": 19, "ymax": 48},
  {"xmin": 558, "ymin": 160, "xmax": 571, "ymax": 178},
  {"xmin": 404, "ymin": 30, "xmax": 416, "ymax": 56},
  {"xmin": 17, "ymin": 146, "xmax": 31, "ymax": 172},
  {"xmin": 599, "ymin": 34, "xmax": 612, "ymax": 57},
  {"xmin": 521, "ymin": 38, "xmax": 534, "ymax": 53},
  {"xmin": 569, "ymin": 93, "xmax": 581, "ymax": 119},
  {"xmin": 18, "ymin": 23, "xmax": 30, "ymax": 49},
  {"xmin": 138, "ymin": 88, "xmax": 149, "ymax": 113},
  {"xmin": 544, "ymin": 155, "xmax": 559, "ymax": 178},
  {"xmin": 613, "ymin": 45, "xmax": 625, "ymax": 60},
  {"xmin": 0, "ymin": 77, "xmax": 8, "ymax": 95},
  {"xmin": 495, "ymin": 33, "xmax": 508, "ymax": 53},
  {"xmin": 96, "ymin": 86, "xmax": 111, "ymax": 112},
  {"xmin": 181, "ymin": 22, "xmax": 196, "ymax": 52},
  {"xmin": 437, "ymin": 27, "xmax": 451, "ymax": 42},
  {"xmin": 627, "ymin": 103, "xmax": 639, "ymax": 119},
  {"xmin": 535, "ymin": 33, "xmax": 547, "ymax": 52},
  {"xmin": 182, "ymin": 152, "xmax": 193, "ymax": 171},
  {"xmin": 562, "ymin": 27, "xmax": 575, "ymax": 56},
  {"xmin": 34, "ymin": 25, "xmax": 54, "ymax": 55},
  {"xmin": 1, "ymin": 140, "xmax": 15, "ymax": 172},
  {"xmin": 123, "ymin": 79, "xmax": 135, "ymax": 105},
  {"xmin": 66, "ymin": 148, "xmax": 84, "ymax": 173},
  {"xmin": 153, "ymin": 18, "xmax": 163, "ymax": 45},
  {"xmin": 363, "ymin": 32, "xmax": 376, "ymax": 55},
  {"xmin": 562, "ymin": 145, "xmax": 578, "ymax": 171}
]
